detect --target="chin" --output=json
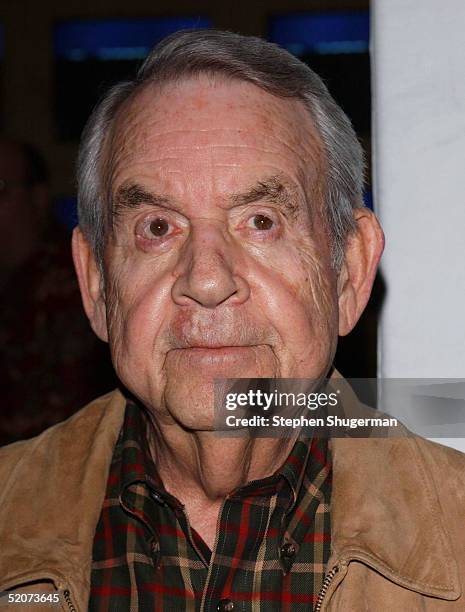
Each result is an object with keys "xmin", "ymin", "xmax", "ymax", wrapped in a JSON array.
[{"xmin": 163, "ymin": 380, "xmax": 218, "ymax": 430}]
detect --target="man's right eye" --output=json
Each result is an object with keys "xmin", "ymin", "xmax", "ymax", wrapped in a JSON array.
[{"xmin": 136, "ymin": 216, "xmax": 174, "ymax": 241}]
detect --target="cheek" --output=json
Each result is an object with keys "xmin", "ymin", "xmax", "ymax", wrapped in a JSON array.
[
  {"xmin": 297, "ymin": 245, "xmax": 338, "ymax": 324},
  {"xmin": 254, "ymin": 241, "xmax": 337, "ymax": 326},
  {"xmin": 104, "ymin": 262, "xmax": 173, "ymax": 378},
  {"xmin": 249, "ymin": 245, "xmax": 338, "ymax": 373}
]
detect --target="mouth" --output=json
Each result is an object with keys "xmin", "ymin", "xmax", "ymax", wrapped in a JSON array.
[
  {"xmin": 183, "ymin": 343, "xmax": 255, "ymax": 349},
  {"xmin": 163, "ymin": 343, "xmax": 276, "ymax": 380},
  {"xmin": 174, "ymin": 344, "xmax": 262, "ymax": 354},
  {"xmin": 167, "ymin": 344, "xmax": 268, "ymax": 363}
]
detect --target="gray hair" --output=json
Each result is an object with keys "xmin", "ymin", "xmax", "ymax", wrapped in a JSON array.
[{"xmin": 77, "ymin": 29, "xmax": 364, "ymax": 270}]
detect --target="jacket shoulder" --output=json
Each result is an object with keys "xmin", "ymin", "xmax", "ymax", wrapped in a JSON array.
[
  {"xmin": 0, "ymin": 389, "xmax": 126, "ymax": 604},
  {"xmin": 414, "ymin": 436, "xmax": 465, "ymax": 590},
  {"xmin": 0, "ymin": 390, "xmax": 125, "ymax": 483},
  {"xmin": 414, "ymin": 436, "xmax": 465, "ymax": 485}
]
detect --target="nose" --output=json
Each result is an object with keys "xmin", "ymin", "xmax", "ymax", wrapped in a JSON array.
[{"xmin": 171, "ymin": 224, "xmax": 250, "ymax": 308}]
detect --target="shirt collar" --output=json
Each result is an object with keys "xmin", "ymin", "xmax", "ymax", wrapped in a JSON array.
[
  {"xmin": 118, "ymin": 399, "xmax": 182, "ymax": 511},
  {"xmin": 277, "ymin": 434, "xmax": 314, "ymax": 512}
]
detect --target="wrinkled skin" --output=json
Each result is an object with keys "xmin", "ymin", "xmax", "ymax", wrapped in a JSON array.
[{"xmin": 98, "ymin": 76, "xmax": 340, "ymax": 430}]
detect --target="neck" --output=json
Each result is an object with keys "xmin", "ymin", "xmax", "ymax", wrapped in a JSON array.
[
  {"xmin": 147, "ymin": 420, "xmax": 299, "ymax": 548},
  {"xmin": 153, "ymin": 427, "xmax": 298, "ymax": 498}
]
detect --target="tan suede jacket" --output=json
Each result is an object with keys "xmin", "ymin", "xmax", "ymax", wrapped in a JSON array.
[{"xmin": 0, "ymin": 388, "xmax": 464, "ymax": 611}]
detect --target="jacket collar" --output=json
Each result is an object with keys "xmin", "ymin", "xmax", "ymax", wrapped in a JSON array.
[
  {"xmin": 0, "ymin": 381, "xmax": 460, "ymax": 605},
  {"xmin": 328, "ymin": 375, "xmax": 461, "ymax": 600}
]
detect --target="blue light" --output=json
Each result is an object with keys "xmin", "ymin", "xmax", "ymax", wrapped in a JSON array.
[
  {"xmin": 269, "ymin": 12, "xmax": 369, "ymax": 56},
  {"xmin": 53, "ymin": 196, "xmax": 78, "ymax": 230},
  {"xmin": 54, "ymin": 17, "xmax": 212, "ymax": 61}
]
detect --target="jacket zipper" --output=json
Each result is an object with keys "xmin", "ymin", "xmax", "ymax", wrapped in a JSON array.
[
  {"xmin": 63, "ymin": 589, "xmax": 77, "ymax": 612},
  {"xmin": 314, "ymin": 565, "xmax": 339, "ymax": 612}
]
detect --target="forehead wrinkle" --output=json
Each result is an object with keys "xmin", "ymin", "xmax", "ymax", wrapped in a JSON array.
[
  {"xmin": 112, "ymin": 100, "xmax": 321, "ymax": 163},
  {"xmin": 109, "ymin": 96, "xmax": 323, "ymax": 178},
  {"xmin": 106, "ymin": 78, "xmax": 327, "ymax": 225},
  {"xmin": 114, "ymin": 138, "xmax": 312, "ymax": 160}
]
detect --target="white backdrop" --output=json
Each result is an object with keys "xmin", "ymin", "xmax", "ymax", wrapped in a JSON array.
[{"xmin": 372, "ymin": 0, "xmax": 465, "ymax": 451}]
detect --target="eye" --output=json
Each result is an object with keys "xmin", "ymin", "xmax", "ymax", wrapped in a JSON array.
[
  {"xmin": 135, "ymin": 215, "xmax": 177, "ymax": 243},
  {"xmin": 149, "ymin": 218, "xmax": 170, "ymax": 237},
  {"xmin": 249, "ymin": 214, "xmax": 274, "ymax": 231}
]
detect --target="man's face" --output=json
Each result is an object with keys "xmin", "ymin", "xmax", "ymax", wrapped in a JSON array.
[{"xmin": 101, "ymin": 77, "xmax": 340, "ymax": 429}]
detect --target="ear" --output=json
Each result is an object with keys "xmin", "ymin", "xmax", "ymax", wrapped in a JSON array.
[
  {"xmin": 337, "ymin": 208, "xmax": 384, "ymax": 336},
  {"xmin": 71, "ymin": 226, "xmax": 108, "ymax": 342}
]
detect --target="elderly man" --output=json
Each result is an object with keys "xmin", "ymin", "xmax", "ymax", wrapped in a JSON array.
[{"xmin": 1, "ymin": 30, "xmax": 464, "ymax": 611}]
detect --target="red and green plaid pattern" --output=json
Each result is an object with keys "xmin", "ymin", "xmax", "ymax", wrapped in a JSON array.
[{"xmin": 89, "ymin": 400, "xmax": 331, "ymax": 611}]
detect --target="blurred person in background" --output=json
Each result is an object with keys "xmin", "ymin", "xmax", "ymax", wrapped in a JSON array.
[{"xmin": 0, "ymin": 138, "xmax": 116, "ymax": 444}]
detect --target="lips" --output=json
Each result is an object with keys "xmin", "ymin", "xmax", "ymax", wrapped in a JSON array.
[
  {"xmin": 176, "ymin": 343, "xmax": 257, "ymax": 350},
  {"xmin": 166, "ymin": 344, "xmax": 269, "ymax": 364},
  {"xmin": 168, "ymin": 345, "xmax": 264, "ymax": 358},
  {"xmin": 168, "ymin": 328, "xmax": 266, "ymax": 350},
  {"xmin": 164, "ymin": 307, "xmax": 277, "ymax": 358}
]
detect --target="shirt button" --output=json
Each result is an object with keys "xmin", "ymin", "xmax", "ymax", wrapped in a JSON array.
[
  {"xmin": 151, "ymin": 491, "xmax": 165, "ymax": 505},
  {"xmin": 280, "ymin": 542, "xmax": 297, "ymax": 558},
  {"xmin": 217, "ymin": 599, "xmax": 235, "ymax": 611}
]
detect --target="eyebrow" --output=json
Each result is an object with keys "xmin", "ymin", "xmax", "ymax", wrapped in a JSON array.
[
  {"xmin": 112, "ymin": 174, "xmax": 301, "ymax": 222},
  {"xmin": 113, "ymin": 183, "xmax": 171, "ymax": 219},
  {"xmin": 230, "ymin": 175, "xmax": 300, "ymax": 218}
]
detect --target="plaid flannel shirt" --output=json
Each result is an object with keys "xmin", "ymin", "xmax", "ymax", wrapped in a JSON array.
[{"xmin": 89, "ymin": 400, "xmax": 331, "ymax": 611}]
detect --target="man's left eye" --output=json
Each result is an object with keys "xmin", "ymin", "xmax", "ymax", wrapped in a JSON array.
[
  {"xmin": 249, "ymin": 214, "xmax": 274, "ymax": 231},
  {"xmin": 149, "ymin": 218, "xmax": 170, "ymax": 237}
]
